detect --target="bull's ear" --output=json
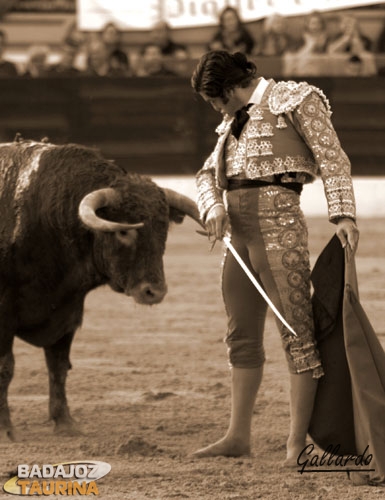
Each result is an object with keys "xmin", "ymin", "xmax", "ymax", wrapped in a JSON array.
[
  {"xmin": 168, "ymin": 207, "xmax": 186, "ymax": 225},
  {"xmin": 115, "ymin": 228, "xmax": 138, "ymax": 246}
]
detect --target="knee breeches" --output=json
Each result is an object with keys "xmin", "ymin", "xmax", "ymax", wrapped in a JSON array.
[{"xmin": 222, "ymin": 186, "xmax": 323, "ymax": 378}]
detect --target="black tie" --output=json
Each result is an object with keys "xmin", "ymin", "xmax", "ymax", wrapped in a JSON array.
[{"xmin": 231, "ymin": 103, "xmax": 253, "ymax": 140}]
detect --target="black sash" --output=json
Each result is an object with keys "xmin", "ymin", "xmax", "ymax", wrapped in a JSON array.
[{"xmin": 227, "ymin": 176, "xmax": 303, "ymax": 195}]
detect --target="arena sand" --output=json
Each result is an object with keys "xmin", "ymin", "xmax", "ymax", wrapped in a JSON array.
[{"xmin": 0, "ymin": 217, "xmax": 384, "ymax": 500}]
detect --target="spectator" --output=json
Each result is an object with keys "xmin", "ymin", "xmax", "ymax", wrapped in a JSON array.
[
  {"xmin": 294, "ymin": 11, "xmax": 329, "ymax": 57},
  {"xmin": 327, "ymin": 14, "xmax": 372, "ymax": 55},
  {"xmin": 63, "ymin": 20, "xmax": 88, "ymax": 72},
  {"xmin": 23, "ymin": 44, "xmax": 50, "ymax": 77},
  {"xmin": 0, "ymin": 30, "xmax": 18, "ymax": 77},
  {"xmin": 149, "ymin": 20, "xmax": 188, "ymax": 58},
  {"xmin": 167, "ymin": 46, "xmax": 190, "ymax": 76},
  {"xmin": 108, "ymin": 49, "xmax": 132, "ymax": 76},
  {"xmin": 64, "ymin": 20, "xmax": 87, "ymax": 48},
  {"xmin": 100, "ymin": 22, "xmax": 131, "ymax": 76},
  {"xmin": 283, "ymin": 12, "xmax": 329, "ymax": 76},
  {"xmin": 84, "ymin": 36, "xmax": 110, "ymax": 76},
  {"xmin": 208, "ymin": 6, "xmax": 256, "ymax": 55},
  {"xmin": 377, "ymin": 20, "xmax": 385, "ymax": 52},
  {"xmin": 377, "ymin": 20, "xmax": 385, "ymax": 74},
  {"xmin": 46, "ymin": 42, "xmax": 80, "ymax": 76},
  {"xmin": 258, "ymin": 14, "xmax": 297, "ymax": 56},
  {"xmin": 135, "ymin": 44, "xmax": 177, "ymax": 77}
]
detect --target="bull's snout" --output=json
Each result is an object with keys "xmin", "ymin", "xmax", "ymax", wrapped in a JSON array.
[{"xmin": 131, "ymin": 282, "xmax": 168, "ymax": 305}]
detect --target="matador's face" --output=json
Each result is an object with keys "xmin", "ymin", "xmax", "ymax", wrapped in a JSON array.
[{"xmin": 200, "ymin": 90, "xmax": 244, "ymax": 118}]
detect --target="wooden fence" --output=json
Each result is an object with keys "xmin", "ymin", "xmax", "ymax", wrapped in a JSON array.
[{"xmin": 0, "ymin": 76, "xmax": 384, "ymax": 175}]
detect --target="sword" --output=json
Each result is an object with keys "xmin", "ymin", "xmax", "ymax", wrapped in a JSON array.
[
  {"xmin": 222, "ymin": 236, "xmax": 297, "ymax": 337},
  {"xmin": 197, "ymin": 228, "xmax": 297, "ymax": 337}
]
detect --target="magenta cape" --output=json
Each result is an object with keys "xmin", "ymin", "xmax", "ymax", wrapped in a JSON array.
[{"xmin": 309, "ymin": 235, "xmax": 385, "ymax": 485}]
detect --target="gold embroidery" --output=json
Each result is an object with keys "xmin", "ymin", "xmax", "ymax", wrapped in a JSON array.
[
  {"xmin": 248, "ymin": 120, "xmax": 274, "ymax": 138},
  {"xmin": 295, "ymin": 92, "xmax": 356, "ymax": 220},
  {"xmin": 196, "ymin": 82, "xmax": 356, "ymax": 224},
  {"xmin": 268, "ymin": 81, "xmax": 331, "ymax": 116},
  {"xmin": 276, "ymin": 115, "xmax": 287, "ymax": 129},
  {"xmin": 248, "ymin": 106, "xmax": 264, "ymax": 120},
  {"xmin": 196, "ymin": 170, "xmax": 224, "ymax": 220},
  {"xmin": 215, "ymin": 115, "xmax": 232, "ymax": 135},
  {"xmin": 247, "ymin": 139, "xmax": 273, "ymax": 157},
  {"xmin": 258, "ymin": 186, "xmax": 324, "ymax": 377},
  {"xmin": 225, "ymin": 135, "xmax": 247, "ymax": 176}
]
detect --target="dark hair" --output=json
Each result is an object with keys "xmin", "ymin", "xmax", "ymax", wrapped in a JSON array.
[
  {"xmin": 140, "ymin": 43, "xmax": 162, "ymax": 56},
  {"xmin": 102, "ymin": 21, "xmax": 121, "ymax": 33},
  {"xmin": 110, "ymin": 48, "xmax": 125, "ymax": 60},
  {"xmin": 304, "ymin": 11, "xmax": 326, "ymax": 31},
  {"xmin": 219, "ymin": 6, "xmax": 242, "ymax": 29},
  {"xmin": 191, "ymin": 50, "xmax": 257, "ymax": 99}
]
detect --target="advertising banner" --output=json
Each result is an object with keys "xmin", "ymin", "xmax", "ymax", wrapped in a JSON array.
[{"xmin": 77, "ymin": 0, "xmax": 384, "ymax": 30}]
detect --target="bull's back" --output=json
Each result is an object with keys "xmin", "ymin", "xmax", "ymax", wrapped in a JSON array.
[
  {"xmin": 0, "ymin": 141, "xmax": 55, "ymax": 247},
  {"xmin": 0, "ymin": 139, "xmax": 123, "ymax": 246}
]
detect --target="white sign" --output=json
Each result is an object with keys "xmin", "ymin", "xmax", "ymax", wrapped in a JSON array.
[{"xmin": 77, "ymin": 0, "xmax": 384, "ymax": 30}]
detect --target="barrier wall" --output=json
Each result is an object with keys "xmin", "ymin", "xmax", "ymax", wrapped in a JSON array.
[{"xmin": 0, "ymin": 76, "xmax": 384, "ymax": 175}]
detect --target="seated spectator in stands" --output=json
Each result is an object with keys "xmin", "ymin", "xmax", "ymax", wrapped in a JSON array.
[
  {"xmin": 283, "ymin": 11, "xmax": 329, "ymax": 76},
  {"xmin": 376, "ymin": 20, "xmax": 385, "ymax": 74},
  {"xmin": 327, "ymin": 14, "xmax": 372, "ymax": 55},
  {"xmin": 258, "ymin": 14, "xmax": 297, "ymax": 56},
  {"xmin": 85, "ymin": 37, "xmax": 110, "ymax": 76},
  {"xmin": 46, "ymin": 42, "xmax": 80, "ymax": 76},
  {"xmin": 63, "ymin": 20, "xmax": 88, "ymax": 72},
  {"xmin": 64, "ymin": 20, "xmax": 87, "ymax": 48},
  {"xmin": 377, "ymin": 20, "xmax": 385, "ymax": 52},
  {"xmin": 208, "ymin": 6, "xmax": 255, "ymax": 55},
  {"xmin": 293, "ymin": 11, "xmax": 329, "ymax": 57},
  {"xmin": 23, "ymin": 44, "xmax": 51, "ymax": 77},
  {"xmin": 108, "ymin": 49, "xmax": 132, "ymax": 76},
  {"xmin": 167, "ymin": 46, "xmax": 190, "ymax": 77},
  {"xmin": 100, "ymin": 21, "xmax": 131, "ymax": 76},
  {"xmin": 149, "ymin": 20, "xmax": 188, "ymax": 58},
  {"xmin": 135, "ymin": 44, "xmax": 177, "ymax": 77},
  {"xmin": 0, "ymin": 30, "xmax": 18, "ymax": 77}
]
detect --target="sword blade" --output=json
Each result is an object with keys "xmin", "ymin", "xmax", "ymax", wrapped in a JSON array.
[{"xmin": 223, "ymin": 236, "xmax": 297, "ymax": 337}]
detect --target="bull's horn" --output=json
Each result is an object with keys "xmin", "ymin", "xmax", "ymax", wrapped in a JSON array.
[
  {"xmin": 162, "ymin": 188, "xmax": 203, "ymax": 227},
  {"xmin": 79, "ymin": 188, "xmax": 144, "ymax": 232}
]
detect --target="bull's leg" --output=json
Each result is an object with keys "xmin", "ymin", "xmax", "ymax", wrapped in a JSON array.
[
  {"xmin": 0, "ymin": 349, "xmax": 15, "ymax": 441},
  {"xmin": 44, "ymin": 332, "xmax": 81, "ymax": 435}
]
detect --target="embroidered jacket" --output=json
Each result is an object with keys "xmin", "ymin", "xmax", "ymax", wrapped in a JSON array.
[{"xmin": 196, "ymin": 80, "xmax": 356, "ymax": 223}]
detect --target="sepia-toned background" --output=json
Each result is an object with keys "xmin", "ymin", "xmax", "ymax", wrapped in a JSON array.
[{"xmin": 1, "ymin": 1, "xmax": 385, "ymax": 498}]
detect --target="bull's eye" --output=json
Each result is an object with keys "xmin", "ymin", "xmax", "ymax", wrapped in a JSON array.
[{"xmin": 116, "ymin": 228, "xmax": 138, "ymax": 246}]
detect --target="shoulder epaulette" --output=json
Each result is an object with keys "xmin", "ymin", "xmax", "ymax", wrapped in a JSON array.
[{"xmin": 268, "ymin": 81, "xmax": 332, "ymax": 116}]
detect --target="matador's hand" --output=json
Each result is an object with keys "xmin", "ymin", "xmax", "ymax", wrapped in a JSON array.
[
  {"xmin": 336, "ymin": 217, "xmax": 359, "ymax": 260},
  {"xmin": 206, "ymin": 204, "xmax": 229, "ymax": 240}
]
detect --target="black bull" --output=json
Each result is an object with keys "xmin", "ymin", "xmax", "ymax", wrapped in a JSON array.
[{"xmin": 0, "ymin": 139, "xmax": 202, "ymax": 440}]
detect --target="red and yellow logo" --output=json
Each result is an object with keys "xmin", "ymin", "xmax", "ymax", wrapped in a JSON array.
[{"xmin": 3, "ymin": 461, "xmax": 111, "ymax": 496}]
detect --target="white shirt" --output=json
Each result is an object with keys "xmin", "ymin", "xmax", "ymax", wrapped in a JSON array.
[{"xmin": 247, "ymin": 77, "xmax": 270, "ymax": 105}]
